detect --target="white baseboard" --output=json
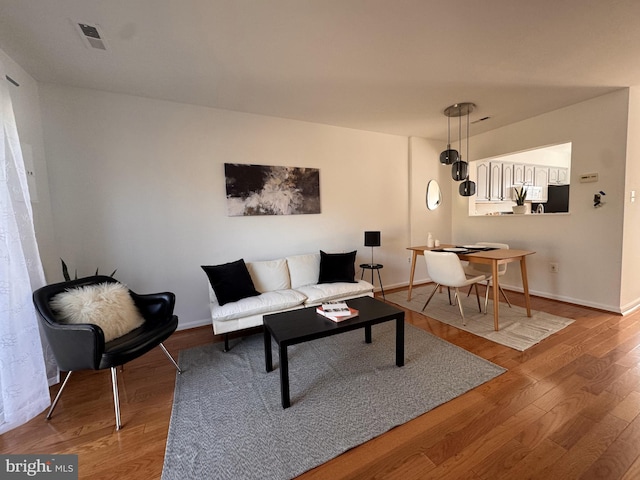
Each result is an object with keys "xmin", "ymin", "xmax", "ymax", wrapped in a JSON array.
[
  {"xmin": 405, "ymin": 278, "xmax": 622, "ymax": 314},
  {"xmin": 177, "ymin": 317, "xmax": 211, "ymax": 331},
  {"xmin": 497, "ymin": 283, "xmax": 622, "ymax": 314}
]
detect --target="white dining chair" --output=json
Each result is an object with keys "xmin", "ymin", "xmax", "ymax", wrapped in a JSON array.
[
  {"xmin": 464, "ymin": 242, "xmax": 512, "ymax": 313},
  {"xmin": 422, "ymin": 251, "xmax": 487, "ymax": 325}
]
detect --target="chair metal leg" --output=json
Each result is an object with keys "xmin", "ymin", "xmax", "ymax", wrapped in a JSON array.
[
  {"xmin": 483, "ymin": 281, "xmax": 512, "ymax": 314},
  {"xmin": 484, "ymin": 280, "xmax": 491, "ymax": 314},
  {"xmin": 454, "ymin": 288, "xmax": 466, "ymax": 325},
  {"xmin": 223, "ymin": 333, "xmax": 230, "ymax": 352},
  {"xmin": 159, "ymin": 343, "xmax": 182, "ymax": 374},
  {"xmin": 421, "ymin": 283, "xmax": 441, "ymax": 311},
  {"xmin": 46, "ymin": 371, "xmax": 73, "ymax": 420},
  {"xmin": 474, "ymin": 284, "xmax": 482, "ymax": 312},
  {"xmin": 111, "ymin": 367, "xmax": 122, "ymax": 430},
  {"xmin": 499, "ymin": 285, "xmax": 512, "ymax": 307}
]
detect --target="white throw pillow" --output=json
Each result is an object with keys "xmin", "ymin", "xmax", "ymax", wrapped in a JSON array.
[
  {"xmin": 50, "ymin": 282, "xmax": 145, "ymax": 342},
  {"xmin": 246, "ymin": 259, "xmax": 291, "ymax": 293},
  {"xmin": 286, "ymin": 253, "xmax": 320, "ymax": 288}
]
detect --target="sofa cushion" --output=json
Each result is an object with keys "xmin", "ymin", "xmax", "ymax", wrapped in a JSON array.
[
  {"xmin": 318, "ymin": 250, "xmax": 357, "ymax": 283},
  {"xmin": 210, "ymin": 289, "xmax": 307, "ymax": 322},
  {"xmin": 201, "ymin": 259, "xmax": 260, "ymax": 306},
  {"xmin": 50, "ymin": 282, "xmax": 145, "ymax": 342},
  {"xmin": 286, "ymin": 253, "xmax": 320, "ymax": 289},
  {"xmin": 296, "ymin": 280, "xmax": 373, "ymax": 305},
  {"xmin": 247, "ymin": 258, "xmax": 290, "ymax": 293}
]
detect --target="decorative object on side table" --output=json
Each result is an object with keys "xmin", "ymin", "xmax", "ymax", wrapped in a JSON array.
[{"xmin": 513, "ymin": 186, "xmax": 528, "ymax": 214}]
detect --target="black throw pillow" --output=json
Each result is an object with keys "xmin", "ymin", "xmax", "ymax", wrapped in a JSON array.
[
  {"xmin": 318, "ymin": 250, "xmax": 357, "ymax": 284},
  {"xmin": 201, "ymin": 259, "xmax": 260, "ymax": 306}
]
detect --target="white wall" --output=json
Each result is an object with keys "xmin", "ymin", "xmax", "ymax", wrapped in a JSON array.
[
  {"xmin": 447, "ymin": 90, "xmax": 630, "ymax": 312},
  {"xmin": 38, "ymin": 84, "xmax": 410, "ymax": 328},
  {"xmin": 621, "ymin": 86, "xmax": 640, "ymax": 311},
  {"xmin": 8, "ymin": 45, "xmax": 636, "ymax": 319},
  {"xmin": 408, "ymin": 136, "xmax": 453, "ymax": 282}
]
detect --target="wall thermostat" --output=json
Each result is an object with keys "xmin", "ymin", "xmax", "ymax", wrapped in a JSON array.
[{"xmin": 579, "ymin": 172, "xmax": 598, "ymax": 183}]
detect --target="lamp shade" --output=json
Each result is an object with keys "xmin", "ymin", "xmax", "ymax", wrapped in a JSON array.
[
  {"xmin": 451, "ymin": 161, "xmax": 468, "ymax": 181},
  {"xmin": 364, "ymin": 231, "xmax": 381, "ymax": 247},
  {"xmin": 459, "ymin": 179, "xmax": 476, "ymax": 196},
  {"xmin": 439, "ymin": 148, "xmax": 459, "ymax": 165}
]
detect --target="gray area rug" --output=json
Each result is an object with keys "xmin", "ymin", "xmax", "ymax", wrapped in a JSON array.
[
  {"xmin": 386, "ymin": 286, "xmax": 574, "ymax": 351},
  {"xmin": 161, "ymin": 322, "xmax": 505, "ymax": 480}
]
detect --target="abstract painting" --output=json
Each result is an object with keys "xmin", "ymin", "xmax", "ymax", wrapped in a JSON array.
[{"xmin": 225, "ymin": 163, "xmax": 321, "ymax": 216}]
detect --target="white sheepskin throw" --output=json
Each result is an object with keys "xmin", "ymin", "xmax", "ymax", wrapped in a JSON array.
[{"xmin": 50, "ymin": 282, "xmax": 146, "ymax": 342}]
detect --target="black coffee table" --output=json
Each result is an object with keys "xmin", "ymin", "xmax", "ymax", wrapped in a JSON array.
[{"xmin": 263, "ymin": 296, "xmax": 405, "ymax": 408}]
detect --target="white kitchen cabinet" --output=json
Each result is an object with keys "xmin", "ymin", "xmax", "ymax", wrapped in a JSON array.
[
  {"xmin": 475, "ymin": 161, "xmax": 490, "ymax": 201},
  {"xmin": 513, "ymin": 164, "xmax": 525, "ymax": 185},
  {"xmin": 501, "ymin": 163, "xmax": 514, "ymax": 201},
  {"xmin": 549, "ymin": 167, "xmax": 569, "ymax": 184},
  {"xmin": 524, "ymin": 165, "xmax": 535, "ymax": 185},
  {"xmin": 489, "ymin": 162, "xmax": 503, "ymax": 201},
  {"xmin": 534, "ymin": 167, "xmax": 549, "ymax": 187}
]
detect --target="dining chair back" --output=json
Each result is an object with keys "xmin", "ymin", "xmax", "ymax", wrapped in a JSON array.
[{"xmin": 422, "ymin": 251, "xmax": 486, "ymax": 325}]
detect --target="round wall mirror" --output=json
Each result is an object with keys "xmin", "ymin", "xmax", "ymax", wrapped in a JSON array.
[{"xmin": 426, "ymin": 180, "xmax": 442, "ymax": 210}]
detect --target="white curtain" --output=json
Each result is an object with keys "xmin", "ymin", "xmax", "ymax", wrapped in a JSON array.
[{"xmin": 0, "ymin": 60, "xmax": 51, "ymax": 434}]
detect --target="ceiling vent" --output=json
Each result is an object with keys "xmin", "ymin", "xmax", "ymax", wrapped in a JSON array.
[
  {"xmin": 74, "ymin": 21, "xmax": 108, "ymax": 50},
  {"xmin": 471, "ymin": 116, "xmax": 491, "ymax": 124}
]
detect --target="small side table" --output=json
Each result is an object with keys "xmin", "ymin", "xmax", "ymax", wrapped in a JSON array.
[{"xmin": 360, "ymin": 263, "xmax": 385, "ymax": 300}]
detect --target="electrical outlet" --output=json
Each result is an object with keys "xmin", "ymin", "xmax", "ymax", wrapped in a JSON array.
[
  {"xmin": 550, "ymin": 262, "xmax": 559, "ymax": 273},
  {"xmin": 407, "ymin": 256, "xmax": 412, "ymax": 263}
]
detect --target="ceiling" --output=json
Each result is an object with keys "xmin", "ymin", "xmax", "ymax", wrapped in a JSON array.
[{"xmin": 2, "ymin": 0, "xmax": 640, "ymax": 141}]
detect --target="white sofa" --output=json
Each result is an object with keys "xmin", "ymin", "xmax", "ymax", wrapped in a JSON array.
[{"xmin": 208, "ymin": 253, "xmax": 374, "ymax": 350}]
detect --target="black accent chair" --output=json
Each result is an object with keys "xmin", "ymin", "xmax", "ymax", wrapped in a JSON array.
[{"xmin": 33, "ymin": 275, "xmax": 181, "ymax": 430}]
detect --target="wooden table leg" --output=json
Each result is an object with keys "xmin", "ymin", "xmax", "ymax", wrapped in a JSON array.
[
  {"xmin": 408, "ymin": 250, "xmax": 419, "ymax": 300},
  {"xmin": 520, "ymin": 256, "xmax": 532, "ymax": 317},
  {"xmin": 492, "ymin": 260, "xmax": 500, "ymax": 331}
]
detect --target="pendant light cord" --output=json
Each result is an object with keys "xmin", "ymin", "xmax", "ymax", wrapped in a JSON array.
[
  {"xmin": 467, "ymin": 107, "xmax": 471, "ymax": 178},
  {"xmin": 458, "ymin": 110, "xmax": 462, "ymax": 161}
]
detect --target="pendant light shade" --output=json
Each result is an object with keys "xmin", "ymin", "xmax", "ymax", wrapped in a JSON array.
[
  {"xmin": 459, "ymin": 179, "xmax": 476, "ymax": 196},
  {"xmin": 451, "ymin": 160, "xmax": 468, "ymax": 181},
  {"xmin": 439, "ymin": 148, "xmax": 459, "ymax": 165}
]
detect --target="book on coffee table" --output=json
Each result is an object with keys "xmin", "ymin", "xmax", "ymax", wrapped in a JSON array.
[
  {"xmin": 320, "ymin": 301, "xmax": 350, "ymax": 315},
  {"xmin": 316, "ymin": 305, "xmax": 359, "ymax": 322}
]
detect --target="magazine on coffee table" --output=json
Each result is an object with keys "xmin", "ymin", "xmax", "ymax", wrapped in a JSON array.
[{"xmin": 316, "ymin": 303, "xmax": 359, "ymax": 322}]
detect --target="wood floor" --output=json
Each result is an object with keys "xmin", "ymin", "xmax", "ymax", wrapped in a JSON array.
[{"xmin": 3, "ymin": 287, "xmax": 640, "ymax": 479}]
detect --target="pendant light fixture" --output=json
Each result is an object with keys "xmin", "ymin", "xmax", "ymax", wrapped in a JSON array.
[
  {"xmin": 441, "ymin": 102, "xmax": 477, "ymax": 196},
  {"xmin": 439, "ymin": 113, "xmax": 459, "ymax": 165}
]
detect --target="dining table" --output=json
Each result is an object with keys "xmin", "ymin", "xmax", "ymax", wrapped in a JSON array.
[{"xmin": 406, "ymin": 245, "xmax": 536, "ymax": 331}]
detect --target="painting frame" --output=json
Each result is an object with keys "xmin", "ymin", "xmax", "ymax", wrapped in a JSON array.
[{"xmin": 225, "ymin": 163, "xmax": 321, "ymax": 216}]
